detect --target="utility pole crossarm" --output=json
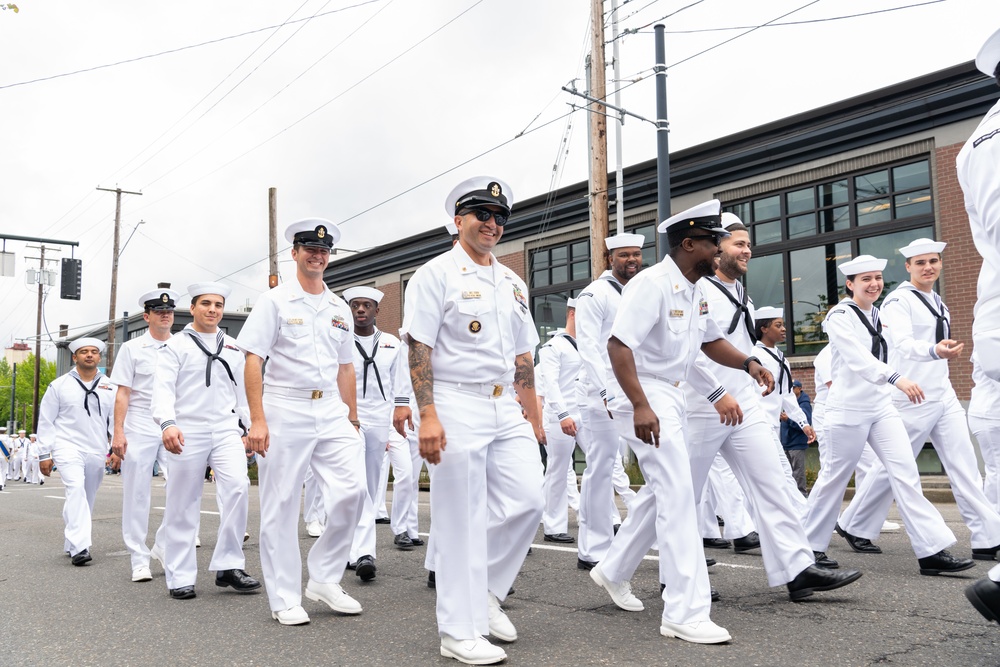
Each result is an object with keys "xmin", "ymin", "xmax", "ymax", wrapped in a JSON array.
[
  {"xmin": 97, "ymin": 185, "xmax": 143, "ymax": 375},
  {"xmin": 561, "ymin": 86, "xmax": 655, "ymax": 126}
]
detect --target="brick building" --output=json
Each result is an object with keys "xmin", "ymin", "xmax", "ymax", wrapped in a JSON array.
[{"xmin": 324, "ymin": 61, "xmax": 996, "ymax": 413}]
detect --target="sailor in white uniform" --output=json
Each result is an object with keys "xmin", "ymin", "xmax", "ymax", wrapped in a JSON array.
[
  {"xmin": 405, "ymin": 176, "xmax": 543, "ymax": 665},
  {"xmin": 240, "ymin": 219, "xmax": 366, "ymax": 626},
  {"xmin": 111, "ymin": 286, "xmax": 178, "ymax": 582},
  {"xmin": 151, "ymin": 282, "xmax": 261, "ymax": 600},
  {"xmin": 803, "ymin": 255, "xmax": 972, "ymax": 575},
  {"xmin": 37, "ymin": 338, "xmax": 116, "ymax": 566}
]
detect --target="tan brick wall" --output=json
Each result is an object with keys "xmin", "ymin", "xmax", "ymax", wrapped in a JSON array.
[
  {"xmin": 497, "ymin": 250, "xmax": 527, "ymax": 282},
  {"xmin": 376, "ymin": 280, "xmax": 403, "ymax": 338}
]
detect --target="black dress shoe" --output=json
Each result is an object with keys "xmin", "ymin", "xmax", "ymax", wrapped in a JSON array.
[
  {"xmin": 394, "ymin": 533, "xmax": 415, "ymax": 550},
  {"xmin": 544, "ymin": 533, "xmax": 575, "ymax": 543},
  {"xmin": 813, "ymin": 551, "xmax": 839, "ymax": 569},
  {"xmin": 703, "ymin": 537, "xmax": 731, "ymax": 550},
  {"xmin": 733, "ymin": 531, "xmax": 761, "ymax": 553},
  {"xmin": 717, "ymin": 515, "xmax": 725, "ymax": 527},
  {"xmin": 972, "ymin": 544, "xmax": 1000, "ymax": 561},
  {"xmin": 427, "ymin": 570, "xmax": 436, "ymax": 589},
  {"xmin": 966, "ymin": 577, "xmax": 1000, "ymax": 623},
  {"xmin": 215, "ymin": 568, "xmax": 262, "ymax": 592},
  {"xmin": 835, "ymin": 524, "xmax": 882, "ymax": 554},
  {"xmin": 788, "ymin": 565, "xmax": 863, "ymax": 601},
  {"xmin": 71, "ymin": 549, "xmax": 92, "ymax": 566},
  {"xmin": 355, "ymin": 555, "xmax": 377, "ymax": 582},
  {"xmin": 410, "ymin": 536, "xmax": 425, "ymax": 547},
  {"xmin": 706, "ymin": 557, "xmax": 717, "ymax": 567},
  {"xmin": 169, "ymin": 586, "xmax": 197, "ymax": 600},
  {"xmin": 918, "ymin": 549, "xmax": 976, "ymax": 576},
  {"xmin": 577, "ymin": 558, "xmax": 597, "ymax": 571},
  {"xmin": 374, "ymin": 517, "xmax": 391, "ymax": 525},
  {"xmin": 662, "ymin": 582, "xmax": 720, "ymax": 602}
]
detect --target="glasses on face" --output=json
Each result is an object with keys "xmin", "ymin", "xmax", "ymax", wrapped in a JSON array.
[
  {"xmin": 460, "ymin": 207, "xmax": 508, "ymax": 227},
  {"xmin": 688, "ymin": 234, "xmax": 721, "ymax": 247}
]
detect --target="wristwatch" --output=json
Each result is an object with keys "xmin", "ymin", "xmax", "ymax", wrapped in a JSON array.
[{"xmin": 743, "ymin": 356, "xmax": 761, "ymax": 373}]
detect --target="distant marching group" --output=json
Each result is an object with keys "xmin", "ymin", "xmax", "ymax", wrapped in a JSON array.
[{"xmin": 14, "ymin": 26, "xmax": 1000, "ymax": 667}]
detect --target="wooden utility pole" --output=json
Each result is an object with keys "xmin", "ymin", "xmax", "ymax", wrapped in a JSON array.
[
  {"xmin": 32, "ymin": 244, "xmax": 44, "ymax": 432},
  {"xmin": 589, "ymin": 0, "xmax": 609, "ymax": 280},
  {"xmin": 97, "ymin": 186, "xmax": 142, "ymax": 374},
  {"xmin": 268, "ymin": 188, "xmax": 279, "ymax": 289}
]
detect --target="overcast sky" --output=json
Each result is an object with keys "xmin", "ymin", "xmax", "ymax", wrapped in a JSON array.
[{"xmin": 1, "ymin": 0, "xmax": 997, "ymax": 358}]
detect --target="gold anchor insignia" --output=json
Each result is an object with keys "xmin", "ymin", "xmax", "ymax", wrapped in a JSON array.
[
  {"xmin": 317, "ymin": 226, "xmax": 326, "ymax": 238},
  {"xmin": 490, "ymin": 183, "xmax": 501, "ymax": 198},
  {"xmin": 161, "ymin": 293, "xmax": 169, "ymax": 302}
]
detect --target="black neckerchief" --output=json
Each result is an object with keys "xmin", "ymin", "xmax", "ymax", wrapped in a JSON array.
[
  {"xmin": 845, "ymin": 302, "xmax": 888, "ymax": 363},
  {"xmin": 185, "ymin": 330, "xmax": 236, "ymax": 388},
  {"xmin": 355, "ymin": 331, "xmax": 385, "ymax": 400},
  {"xmin": 756, "ymin": 343, "xmax": 791, "ymax": 392},
  {"xmin": 907, "ymin": 289, "xmax": 949, "ymax": 343},
  {"xmin": 601, "ymin": 275, "xmax": 623, "ymax": 295},
  {"xmin": 706, "ymin": 277, "xmax": 756, "ymax": 343},
  {"xmin": 72, "ymin": 375, "xmax": 103, "ymax": 417}
]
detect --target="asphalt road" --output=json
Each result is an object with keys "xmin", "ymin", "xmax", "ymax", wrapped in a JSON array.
[{"xmin": 2, "ymin": 473, "xmax": 1000, "ymax": 666}]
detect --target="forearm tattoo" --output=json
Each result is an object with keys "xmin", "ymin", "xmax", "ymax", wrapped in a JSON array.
[
  {"xmin": 409, "ymin": 340, "xmax": 435, "ymax": 411},
  {"xmin": 514, "ymin": 353, "xmax": 534, "ymax": 390}
]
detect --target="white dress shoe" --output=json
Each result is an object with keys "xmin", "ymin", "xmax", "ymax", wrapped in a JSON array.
[
  {"xmin": 881, "ymin": 520, "xmax": 900, "ymax": 532},
  {"xmin": 305, "ymin": 580, "xmax": 362, "ymax": 614},
  {"xmin": 272, "ymin": 605, "xmax": 311, "ymax": 625},
  {"xmin": 131, "ymin": 566, "xmax": 153, "ymax": 582},
  {"xmin": 590, "ymin": 564, "xmax": 644, "ymax": 612},
  {"xmin": 195, "ymin": 535, "xmax": 201, "ymax": 548},
  {"xmin": 487, "ymin": 592, "xmax": 517, "ymax": 642},
  {"xmin": 306, "ymin": 520, "xmax": 325, "ymax": 538},
  {"xmin": 150, "ymin": 543, "xmax": 165, "ymax": 567},
  {"xmin": 439, "ymin": 636, "xmax": 507, "ymax": 665},
  {"xmin": 660, "ymin": 620, "xmax": 731, "ymax": 644}
]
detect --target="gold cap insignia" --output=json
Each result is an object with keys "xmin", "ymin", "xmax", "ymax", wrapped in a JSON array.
[
  {"xmin": 317, "ymin": 226, "xmax": 326, "ymax": 238},
  {"xmin": 160, "ymin": 293, "xmax": 169, "ymax": 303},
  {"xmin": 489, "ymin": 182, "xmax": 501, "ymax": 198}
]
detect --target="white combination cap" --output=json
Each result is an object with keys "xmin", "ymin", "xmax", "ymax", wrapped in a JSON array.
[
  {"xmin": 343, "ymin": 286, "xmax": 384, "ymax": 304},
  {"xmin": 605, "ymin": 233, "xmax": 645, "ymax": 250},
  {"xmin": 898, "ymin": 238, "xmax": 946, "ymax": 258},
  {"xmin": 755, "ymin": 306, "xmax": 783, "ymax": 320},
  {"xmin": 657, "ymin": 199, "xmax": 730, "ymax": 237},
  {"xmin": 69, "ymin": 337, "xmax": 106, "ymax": 354},
  {"xmin": 445, "ymin": 177, "xmax": 513, "ymax": 218},
  {"xmin": 138, "ymin": 288, "xmax": 181, "ymax": 311},
  {"xmin": 977, "ymin": 27, "xmax": 1000, "ymax": 76},
  {"xmin": 721, "ymin": 212, "xmax": 745, "ymax": 230},
  {"xmin": 187, "ymin": 282, "xmax": 232, "ymax": 300},
  {"xmin": 838, "ymin": 255, "xmax": 887, "ymax": 276},
  {"xmin": 285, "ymin": 218, "xmax": 339, "ymax": 248}
]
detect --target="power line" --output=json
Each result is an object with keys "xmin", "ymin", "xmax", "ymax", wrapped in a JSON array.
[{"xmin": 0, "ymin": 0, "xmax": 387, "ymax": 91}]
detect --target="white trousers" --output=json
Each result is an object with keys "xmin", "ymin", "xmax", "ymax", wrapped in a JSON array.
[
  {"xmin": 576, "ymin": 384, "xmax": 622, "ymax": 563},
  {"xmin": 769, "ymin": 425, "xmax": 809, "ymax": 519},
  {"xmin": 158, "ymin": 430, "xmax": 249, "ymax": 590},
  {"xmin": 25, "ymin": 456, "xmax": 41, "ymax": 484},
  {"xmin": 805, "ymin": 404, "xmax": 955, "ymax": 558},
  {"xmin": 613, "ymin": 439, "xmax": 637, "ymax": 514},
  {"xmin": 841, "ymin": 397, "xmax": 1000, "ymax": 548},
  {"xmin": 258, "ymin": 395, "xmax": 366, "ymax": 612},
  {"xmin": 699, "ymin": 454, "xmax": 755, "ymax": 540},
  {"xmin": 970, "ymin": 414, "xmax": 1000, "ymax": 514},
  {"xmin": 303, "ymin": 466, "xmax": 325, "ymax": 525},
  {"xmin": 600, "ymin": 381, "xmax": 711, "ymax": 625},
  {"xmin": 386, "ymin": 426, "xmax": 415, "ymax": 536},
  {"xmin": 374, "ymin": 450, "xmax": 391, "ymax": 520},
  {"xmin": 542, "ymin": 413, "xmax": 579, "ymax": 535},
  {"xmin": 348, "ymin": 439, "xmax": 378, "ymax": 564},
  {"xmin": 687, "ymin": 408, "xmax": 815, "ymax": 587},
  {"xmin": 122, "ymin": 416, "xmax": 171, "ymax": 570},
  {"xmin": 8, "ymin": 450, "xmax": 22, "ymax": 479},
  {"xmin": 567, "ymin": 459, "xmax": 580, "ymax": 511},
  {"xmin": 52, "ymin": 447, "xmax": 105, "ymax": 556},
  {"xmin": 427, "ymin": 386, "xmax": 543, "ymax": 641},
  {"xmin": 0, "ymin": 454, "xmax": 8, "ymax": 485},
  {"xmin": 395, "ymin": 422, "xmax": 423, "ymax": 539}
]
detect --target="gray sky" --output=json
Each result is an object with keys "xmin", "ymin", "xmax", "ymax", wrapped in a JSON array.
[{"xmin": 1, "ymin": 0, "xmax": 996, "ymax": 358}]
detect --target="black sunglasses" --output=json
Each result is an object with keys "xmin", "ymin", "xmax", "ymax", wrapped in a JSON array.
[
  {"xmin": 460, "ymin": 207, "xmax": 509, "ymax": 227},
  {"xmin": 688, "ymin": 234, "xmax": 721, "ymax": 247}
]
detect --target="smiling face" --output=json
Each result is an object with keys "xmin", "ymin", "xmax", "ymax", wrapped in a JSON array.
[
  {"xmin": 717, "ymin": 230, "xmax": 751, "ymax": 280},
  {"xmin": 609, "ymin": 246, "xmax": 643, "ymax": 284},
  {"xmin": 456, "ymin": 205, "xmax": 505, "ymax": 262},
  {"xmin": 190, "ymin": 294, "xmax": 224, "ymax": 333},
  {"xmin": 293, "ymin": 244, "xmax": 331, "ymax": 280},
  {"xmin": 905, "ymin": 252, "xmax": 942, "ymax": 292},
  {"xmin": 846, "ymin": 271, "xmax": 884, "ymax": 309}
]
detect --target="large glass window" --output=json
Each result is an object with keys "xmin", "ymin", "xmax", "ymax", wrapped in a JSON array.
[{"xmin": 727, "ymin": 157, "xmax": 935, "ymax": 354}]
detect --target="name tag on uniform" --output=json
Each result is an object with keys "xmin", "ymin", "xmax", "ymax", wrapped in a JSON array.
[
  {"xmin": 462, "ymin": 291, "xmax": 481, "ymax": 299},
  {"xmin": 669, "ymin": 309, "xmax": 684, "ymax": 318},
  {"xmin": 287, "ymin": 318, "xmax": 304, "ymax": 325}
]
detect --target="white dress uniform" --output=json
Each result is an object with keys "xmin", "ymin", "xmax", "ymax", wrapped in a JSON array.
[
  {"xmin": 37, "ymin": 367, "xmax": 116, "ymax": 557},
  {"xmin": 237, "ymin": 280, "xmax": 366, "ymax": 614},
  {"xmin": 405, "ymin": 241, "xmax": 543, "ymax": 641},
  {"xmin": 957, "ymin": 93, "xmax": 1000, "ymax": 383},
  {"xmin": 598, "ymin": 254, "xmax": 722, "ymax": 626},
  {"xmin": 538, "ymin": 330, "xmax": 582, "ymax": 536},
  {"xmin": 392, "ymin": 330, "xmax": 424, "ymax": 542},
  {"xmin": 12, "ymin": 435, "xmax": 29, "ymax": 480},
  {"xmin": 803, "ymin": 292, "xmax": 956, "ymax": 558},
  {"xmin": 24, "ymin": 436, "xmax": 42, "ymax": 484},
  {"xmin": 970, "ymin": 356, "xmax": 1000, "ymax": 514},
  {"xmin": 838, "ymin": 280, "xmax": 1000, "ymax": 550},
  {"xmin": 698, "ymin": 455, "xmax": 755, "ymax": 541},
  {"xmin": 111, "ymin": 329, "xmax": 173, "ymax": 571},
  {"xmin": 678, "ymin": 277, "xmax": 814, "ymax": 587},
  {"xmin": 8, "ymin": 436, "xmax": 23, "ymax": 481},
  {"xmin": 151, "ymin": 324, "xmax": 252, "ymax": 590},
  {"xmin": 575, "ymin": 266, "xmax": 631, "ymax": 565},
  {"xmin": 0, "ymin": 437, "xmax": 8, "ymax": 485}
]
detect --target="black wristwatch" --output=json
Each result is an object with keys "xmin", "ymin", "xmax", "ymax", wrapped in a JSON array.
[{"xmin": 743, "ymin": 356, "xmax": 761, "ymax": 373}]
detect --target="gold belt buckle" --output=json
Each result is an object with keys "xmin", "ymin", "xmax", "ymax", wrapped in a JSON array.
[
  {"xmin": 491, "ymin": 384, "xmax": 503, "ymax": 397},
  {"xmin": 311, "ymin": 390, "xmax": 323, "ymax": 400}
]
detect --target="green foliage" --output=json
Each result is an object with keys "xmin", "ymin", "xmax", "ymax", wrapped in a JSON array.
[{"xmin": 0, "ymin": 355, "xmax": 57, "ymax": 430}]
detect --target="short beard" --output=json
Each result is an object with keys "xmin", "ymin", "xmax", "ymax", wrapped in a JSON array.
[
  {"xmin": 718, "ymin": 252, "xmax": 746, "ymax": 280},
  {"xmin": 694, "ymin": 259, "xmax": 716, "ymax": 278}
]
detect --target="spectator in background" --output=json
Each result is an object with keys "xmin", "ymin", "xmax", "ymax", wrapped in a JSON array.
[{"xmin": 780, "ymin": 380, "xmax": 812, "ymax": 496}]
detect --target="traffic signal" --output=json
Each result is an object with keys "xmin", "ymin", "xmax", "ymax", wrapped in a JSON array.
[{"xmin": 60, "ymin": 258, "xmax": 82, "ymax": 300}]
